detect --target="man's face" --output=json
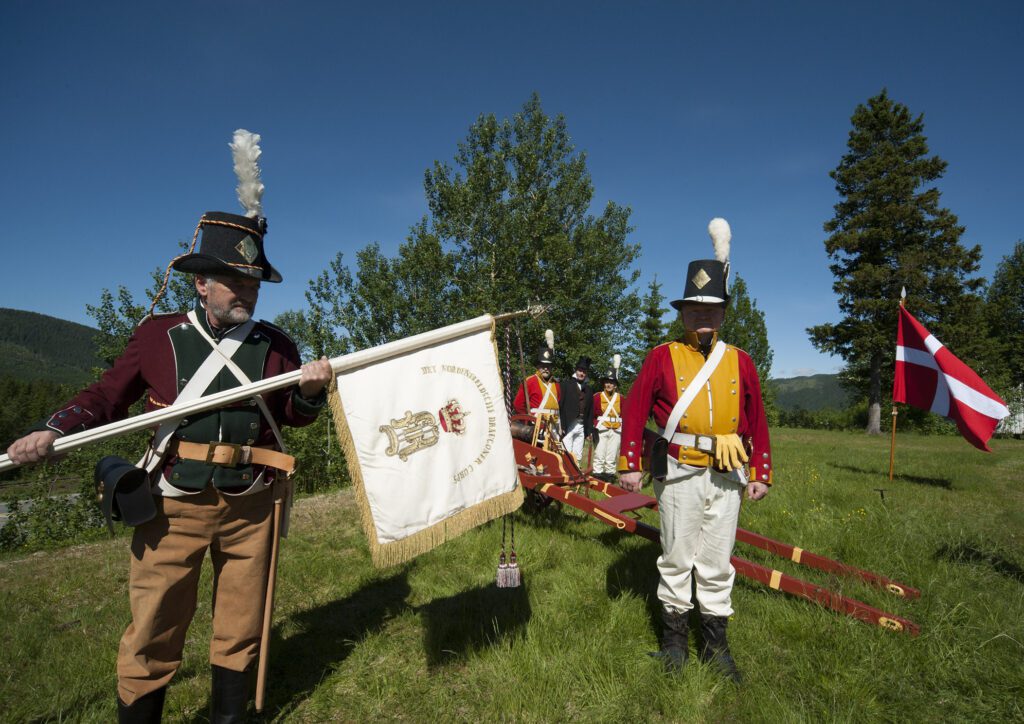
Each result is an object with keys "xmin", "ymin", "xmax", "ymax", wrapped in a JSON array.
[
  {"xmin": 575, "ymin": 368, "xmax": 588, "ymax": 382},
  {"xmin": 196, "ymin": 274, "xmax": 261, "ymax": 326},
  {"xmin": 603, "ymin": 381, "xmax": 616, "ymax": 393},
  {"xmin": 537, "ymin": 364, "xmax": 553, "ymax": 382},
  {"xmin": 680, "ymin": 302, "xmax": 725, "ymax": 334}
]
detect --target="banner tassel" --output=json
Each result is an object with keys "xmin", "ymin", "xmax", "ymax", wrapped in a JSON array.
[{"xmin": 496, "ymin": 515, "xmax": 521, "ymax": 588}]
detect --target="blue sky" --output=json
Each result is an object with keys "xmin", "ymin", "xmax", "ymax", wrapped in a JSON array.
[{"xmin": 2, "ymin": 1, "xmax": 1021, "ymax": 378}]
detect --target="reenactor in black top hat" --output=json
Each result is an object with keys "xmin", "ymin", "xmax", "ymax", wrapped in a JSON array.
[
  {"xmin": 592, "ymin": 360, "xmax": 625, "ymax": 481},
  {"xmin": 618, "ymin": 218, "xmax": 772, "ymax": 682},
  {"xmin": 558, "ymin": 355, "xmax": 595, "ymax": 463}
]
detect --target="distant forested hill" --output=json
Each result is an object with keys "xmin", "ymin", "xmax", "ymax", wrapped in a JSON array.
[
  {"xmin": 772, "ymin": 374, "xmax": 852, "ymax": 411},
  {"xmin": 0, "ymin": 308, "xmax": 102, "ymax": 385}
]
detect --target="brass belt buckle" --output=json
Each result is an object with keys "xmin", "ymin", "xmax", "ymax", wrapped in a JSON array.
[
  {"xmin": 695, "ymin": 435, "xmax": 716, "ymax": 455},
  {"xmin": 206, "ymin": 442, "xmax": 245, "ymax": 467}
]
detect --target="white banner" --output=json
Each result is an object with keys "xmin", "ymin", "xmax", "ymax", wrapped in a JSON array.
[{"xmin": 330, "ymin": 320, "xmax": 521, "ymax": 566}]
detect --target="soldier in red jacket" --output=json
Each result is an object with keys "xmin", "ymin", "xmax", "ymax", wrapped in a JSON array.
[
  {"xmin": 592, "ymin": 367, "xmax": 625, "ymax": 481},
  {"xmin": 618, "ymin": 218, "xmax": 771, "ymax": 683},
  {"xmin": 7, "ymin": 132, "xmax": 333, "ymax": 722},
  {"xmin": 513, "ymin": 346, "xmax": 561, "ymax": 420}
]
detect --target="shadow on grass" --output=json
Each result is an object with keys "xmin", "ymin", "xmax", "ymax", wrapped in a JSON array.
[
  {"xmin": 935, "ymin": 542, "xmax": 1024, "ymax": 584},
  {"xmin": 606, "ymin": 544, "xmax": 662, "ymax": 630},
  {"xmin": 416, "ymin": 581, "xmax": 532, "ymax": 668},
  {"xmin": 259, "ymin": 570, "xmax": 413, "ymax": 717},
  {"xmin": 828, "ymin": 462, "xmax": 951, "ymax": 488}
]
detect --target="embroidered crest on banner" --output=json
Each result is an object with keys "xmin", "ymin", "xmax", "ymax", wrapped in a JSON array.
[
  {"xmin": 438, "ymin": 399, "xmax": 470, "ymax": 435},
  {"xmin": 691, "ymin": 267, "xmax": 711, "ymax": 289},
  {"xmin": 235, "ymin": 235, "xmax": 259, "ymax": 264},
  {"xmin": 380, "ymin": 411, "xmax": 439, "ymax": 461}
]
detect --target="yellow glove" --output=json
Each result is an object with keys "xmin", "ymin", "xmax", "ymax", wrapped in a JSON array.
[{"xmin": 714, "ymin": 434, "xmax": 749, "ymax": 471}]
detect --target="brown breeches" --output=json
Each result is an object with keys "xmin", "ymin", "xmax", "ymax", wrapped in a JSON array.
[{"xmin": 116, "ymin": 485, "xmax": 274, "ymax": 705}]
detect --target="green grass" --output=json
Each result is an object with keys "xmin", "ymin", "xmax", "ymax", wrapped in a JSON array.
[{"xmin": 1, "ymin": 429, "xmax": 1022, "ymax": 722}]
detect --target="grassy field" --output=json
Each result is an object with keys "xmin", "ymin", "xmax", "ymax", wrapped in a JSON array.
[{"xmin": 1, "ymin": 428, "xmax": 1022, "ymax": 722}]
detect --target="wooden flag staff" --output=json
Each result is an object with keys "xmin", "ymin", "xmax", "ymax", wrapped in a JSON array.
[
  {"xmin": 0, "ymin": 307, "xmax": 553, "ymax": 474},
  {"xmin": 0, "ymin": 313, "xmax": 509, "ymax": 474},
  {"xmin": 888, "ymin": 288, "xmax": 906, "ymax": 481}
]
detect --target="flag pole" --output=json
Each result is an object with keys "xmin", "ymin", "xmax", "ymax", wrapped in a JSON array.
[
  {"xmin": 0, "ymin": 314, "xmax": 496, "ymax": 474},
  {"xmin": 889, "ymin": 289, "xmax": 906, "ymax": 480}
]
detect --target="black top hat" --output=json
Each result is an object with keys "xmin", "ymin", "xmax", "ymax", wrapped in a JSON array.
[
  {"xmin": 670, "ymin": 259, "xmax": 729, "ymax": 309},
  {"xmin": 574, "ymin": 356, "xmax": 593, "ymax": 373},
  {"xmin": 172, "ymin": 211, "xmax": 282, "ymax": 283},
  {"xmin": 537, "ymin": 347, "xmax": 555, "ymax": 366}
]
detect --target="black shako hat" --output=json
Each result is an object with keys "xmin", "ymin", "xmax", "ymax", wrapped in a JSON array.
[
  {"xmin": 599, "ymin": 368, "xmax": 617, "ymax": 383},
  {"xmin": 536, "ymin": 347, "xmax": 555, "ymax": 367},
  {"xmin": 670, "ymin": 218, "xmax": 733, "ymax": 309},
  {"xmin": 94, "ymin": 456, "xmax": 156, "ymax": 534},
  {"xmin": 172, "ymin": 211, "xmax": 282, "ymax": 282}
]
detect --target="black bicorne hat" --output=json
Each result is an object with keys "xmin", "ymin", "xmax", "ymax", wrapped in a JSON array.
[
  {"xmin": 537, "ymin": 347, "xmax": 555, "ymax": 366},
  {"xmin": 172, "ymin": 212, "xmax": 282, "ymax": 283},
  {"xmin": 670, "ymin": 259, "xmax": 729, "ymax": 309}
]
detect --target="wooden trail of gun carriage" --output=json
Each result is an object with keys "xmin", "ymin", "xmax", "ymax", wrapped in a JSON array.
[{"xmin": 509, "ymin": 413, "xmax": 921, "ymax": 637}]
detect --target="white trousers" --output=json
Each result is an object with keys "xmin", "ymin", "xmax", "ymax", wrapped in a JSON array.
[
  {"xmin": 593, "ymin": 429, "xmax": 620, "ymax": 474},
  {"xmin": 654, "ymin": 457, "xmax": 745, "ymax": 617},
  {"xmin": 562, "ymin": 422, "xmax": 586, "ymax": 462}
]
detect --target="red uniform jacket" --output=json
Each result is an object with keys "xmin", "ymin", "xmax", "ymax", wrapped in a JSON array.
[
  {"xmin": 513, "ymin": 373, "xmax": 561, "ymax": 415},
  {"xmin": 618, "ymin": 334, "xmax": 772, "ymax": 483}
]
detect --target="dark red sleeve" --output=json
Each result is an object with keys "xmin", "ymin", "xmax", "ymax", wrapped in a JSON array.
[
  {"xmin": 41, "ymin": 323, "xmax": 150, "ymax": 435},
  {"xmin": 617, "ymin": 345, "xmax": 665, "ymax": 472},
  {"xmin": 592, "ymin": 393, "xmax": 601, "ymax": 424},
  {"xmin": 738, "ymin": 350, "xmax": 773, "ymax": 485},
  {"xmin": 264, "ymin": 330, "xmax": 323, "ymax": 429}
]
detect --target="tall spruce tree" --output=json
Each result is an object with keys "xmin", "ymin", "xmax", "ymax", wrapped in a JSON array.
[
  {"xmin": 622, "ymin": 277, "xmax": 667, "ymax": 381},
  {"xmin": 808, "ymin": 90, "xmax": 983, "ymax": 433}
]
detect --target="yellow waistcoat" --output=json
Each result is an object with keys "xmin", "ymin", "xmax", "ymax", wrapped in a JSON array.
[{"xmin": 667, "ymin": 339, "xmax": 740, "ymax": 467}]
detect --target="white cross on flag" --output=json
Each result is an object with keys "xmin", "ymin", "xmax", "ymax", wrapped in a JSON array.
[{"xmin": 893, "ymin": 306, "xmax": 1009, "ymax": 451}]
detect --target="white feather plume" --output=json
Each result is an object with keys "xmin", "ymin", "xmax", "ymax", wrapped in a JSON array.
[
  {"xmin": 708, "ymin": 217, "xmax": 731, "ymax": 262},
  {"xmin": 613, "ymin": 353, "xmax": 621, "ymax": 371},
  {"xmin": 545, "ymin": 329, "xmax": 554, "ymax": 350},
  {"xmin": 230, "ymin": 129, "xmax": 264, "ymax": 218}
]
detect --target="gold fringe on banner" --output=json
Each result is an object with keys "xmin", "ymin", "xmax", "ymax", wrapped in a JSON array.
[{"xmin": 328, "ymin": 377, "xmax": 523, "ymax": 569}]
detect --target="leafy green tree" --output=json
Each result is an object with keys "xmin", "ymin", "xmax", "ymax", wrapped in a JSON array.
[
  {"xmin": 987, "ymin": 241, "xmax": 1024, "ymax": 389},
  {"xmin": 86, "ymin": 242, "xmax": 198, "ymax": 368},
  {"xmin": 808, "ymin": 90, "xmax": 984, "ymax": 434},
  {"xmin": 289, "ymin": 94, "xmax": 642, "ymax": 376}
]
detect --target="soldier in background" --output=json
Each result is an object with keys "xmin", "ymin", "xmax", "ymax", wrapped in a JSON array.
[
  {"xmin": 618, "ymin": 218, "xmax": 772, "ymax": 683},
  {"xmin": 512, "ymin": 346, "xmax": 561, "ymax": 423},
  {"xmin": 592, "ymin": 368, "xmax": 625, "ymax": 481},
  {"xmin": 558, "ymin": 356, "xmax": 595, "ymax": 463}
]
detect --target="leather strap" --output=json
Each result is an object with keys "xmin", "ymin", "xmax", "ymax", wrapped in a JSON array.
[{"xmin": 169, "ymin": 440, "xmax": 297, "ymax": 476}]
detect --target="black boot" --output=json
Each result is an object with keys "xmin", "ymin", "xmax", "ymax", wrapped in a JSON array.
[
  {"xmin": 650, "ymin": 607, "xmax": 689, "ymax": 672},
  {"xmin": 211, "ymin": 665, "xmax": 251, "ymax": 723},
  {"xmin": 117, "ymin": 686, "xmax": 166, "ymax": 723},
  {"xmin": 698, "ymin": 614, "xmax": 742, "ymax": 683}
]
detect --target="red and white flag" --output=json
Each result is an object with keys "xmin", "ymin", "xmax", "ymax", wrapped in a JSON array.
[{"xmin": 893, "ymin": 306, "xmax": 1009, "ymax": 451}]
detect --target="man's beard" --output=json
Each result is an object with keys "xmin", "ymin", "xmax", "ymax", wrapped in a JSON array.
[{"xmin": 207, "ymin": 299, "xmax": 253, "ymax": 327}]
